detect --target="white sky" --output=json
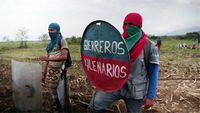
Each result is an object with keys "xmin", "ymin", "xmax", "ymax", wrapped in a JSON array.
[{"xmin": 0, "ymin": 0, "xmax": 200, "ymax": 41}]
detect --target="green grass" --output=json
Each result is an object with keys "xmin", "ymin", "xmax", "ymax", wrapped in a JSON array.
[
  {"xmin": 0, "ymin": 39, "xmax": 199, "ymax": 64},
  {"xmin": 0, "ymin": 41, "xmax": 81, "ymax": 61},
  {"xmin": 68, "ymin": 44, "xmax": 81, "ymax": 61},
  {"xmin": 159, "ymin": 38, "xmax": 199, "ymax": 64},
  {"xmin": 0, "ymin": 41, "xmax": 46, "ymax": 58}
]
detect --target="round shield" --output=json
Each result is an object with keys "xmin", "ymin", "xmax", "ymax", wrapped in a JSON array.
[{"xmin": 81, "ymin": 20, "xmax": 130, "ymax": 92}]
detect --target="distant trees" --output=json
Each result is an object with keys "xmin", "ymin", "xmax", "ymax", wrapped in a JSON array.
[
  {"xmin": 2, "ymin": 36, "xmax": 10, "ymax": 42},
  {"xmin": 38, "ymin": 34, "xmax": 49, "ymax": 42},
  {"xmin": 16, "ymin": 28, "xmax": 29, "ymax": 48},
  {"xmin": 66, "ymin": 36, "xmax": 81, "ymax": 44},
  {"xmin": 37, "ymin": 34, "xmax": 82, "ymax": 45},
  {"xmin": 185, "ymin": 32, "xmax": 200, "ymax": 40},
  {"xmin": 150, "ymin": 32, "xmax": 200, "ymax": 40},
  {"xmin": 148, "ymin": 35, "xmax": 159, "ymax": 40},
  {"xmin": 38, "ymin": 34, "xmax": 49, "ymax": 46}
]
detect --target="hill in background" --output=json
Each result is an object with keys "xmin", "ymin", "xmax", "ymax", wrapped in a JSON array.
[{"xmin": 165, "ymin": 26, "xmax": 200, "ymax": 36}]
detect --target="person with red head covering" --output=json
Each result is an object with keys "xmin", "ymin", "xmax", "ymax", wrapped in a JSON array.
[
  {"xmin": 156, "ymin": 37, "xmax": 162, "ymax": 50},
  {"xmin": 87, "ymin": 12, "xmax": 159, "ymax": 113}
]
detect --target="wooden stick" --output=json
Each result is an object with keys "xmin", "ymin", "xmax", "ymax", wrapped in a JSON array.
[
  {"xmin": 164, "ymin": 74, "xmax": 171, "ymax": 79},
  {"xmin": 170, "ymin": 94, "xmax": 173, "ymax": 102},
  {"xmin": 184, "ymin": 99, "xmax": 193, "ymax": 106},
  {"xmin": 163, "ymin": 106, "xmax": 171, "ymax": 113},
  {"xmin": 187, "ymin": 93, "xmax": 200, "ymax": 100},
  {"xmin": 159, "ymin": 78, "xmax": 200, "ymax": 81},
  {"xmin": 155, "ymin": 99, "xmax": 162, "ymax": 101},
  {"xmin": 116, "ymin": 105, "xmax": 122, "ymax": 113},
  {"xmin": 73, "ymin": 99, "xmax": 115, "ymax": 112}
]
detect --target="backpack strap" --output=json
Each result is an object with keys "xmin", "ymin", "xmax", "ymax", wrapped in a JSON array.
[
  {"xmin": 57, "ymin": 38, "xmax": 72, "ymax": 69},
  {"xmin": 143, "ymin": 38, "xmax": 151, "ymax": 70},
  {"xmin": 65, "ymin": 50, "xmax": 72, "ymax": 68},
  {"xmin": 58, "ymin": 39, "xmax": 62, "ymax": 49}
]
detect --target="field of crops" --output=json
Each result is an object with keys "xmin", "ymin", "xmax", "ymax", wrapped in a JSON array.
[{"xmin": 0, "ymin": 38, "xmax": 199, "ymax": 113}]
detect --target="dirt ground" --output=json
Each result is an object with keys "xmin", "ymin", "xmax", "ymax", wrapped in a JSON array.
[{"xmin": 0, "ymin": 58, "xmax": 200, "ymax": 113}]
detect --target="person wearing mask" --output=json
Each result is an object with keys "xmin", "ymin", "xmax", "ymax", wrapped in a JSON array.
[
  {"xmin": 87, "ymin": 12, "xmax": 159, "ymax": 113},
  {"xmin": 40, "ymin": 22, "xmax": 69, "ymax": 112}
]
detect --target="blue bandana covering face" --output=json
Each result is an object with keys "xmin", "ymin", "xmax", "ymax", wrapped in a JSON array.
[{"xmin": 46, "ymin": 23, "xmax": 62, "ymax": 54}]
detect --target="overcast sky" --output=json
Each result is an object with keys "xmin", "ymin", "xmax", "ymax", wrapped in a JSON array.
[{"xmin": 0, "ymin": 0, "xmax": 199, "ymax": 41}]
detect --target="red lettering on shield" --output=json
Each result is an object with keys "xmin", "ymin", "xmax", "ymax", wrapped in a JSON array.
[{"xmin": 81, "ymin": 54, "xmax": 130, "ymax": 92}]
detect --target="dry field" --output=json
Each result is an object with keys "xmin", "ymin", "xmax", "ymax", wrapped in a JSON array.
[{"xmin": 0, "ymin": 39, "xmax": 200, "ymax": 113}]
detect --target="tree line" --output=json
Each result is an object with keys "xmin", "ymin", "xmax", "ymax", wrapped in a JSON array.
[
  {"xmin": 1, "ymin": 27, "xmax": 200, "ymax": 49},
  {"xmin": 149, "ymin": 32, "xmax": 200, "ymax": 41}
]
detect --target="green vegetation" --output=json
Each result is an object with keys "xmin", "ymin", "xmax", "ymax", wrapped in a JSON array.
[
  {"xmin": 159, "ymin": 38, "xmax": 199, "ymax": 64},
  {"xmin": 149, "ymin": 32, "xmax": 200, "ymax": 40},
  {"xmin": 0, "ymin": 40, "xmax": 81, "ymax": 61},
  {"xmin": 0, "ymin": 37, "xmax": 199, "ymax": 64},
  {"xmin": 66, "ymin": 36, "xmax": 81, "ymax": 45}
]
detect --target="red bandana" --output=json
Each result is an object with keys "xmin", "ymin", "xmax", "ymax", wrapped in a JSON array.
[{"xmin": 122, "ymin": 12, "xmax": 147, "ymax": 62}]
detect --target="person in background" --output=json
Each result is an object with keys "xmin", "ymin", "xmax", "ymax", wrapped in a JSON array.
[
  {"xmin": 197, "ymin": 37, "xmax": 200, "ymax": 49},
  {"xmin": 192, "ymin": 42, "xmax": 197, "ymax": 49},
  {"xmin": 39, "ymin": 22, "xmax": 69, "ymax": 112},
  {"xmin": 87, "ymin": 12, "xmax": 159, "ymax": 113},
  {"xmin": 156, "ymin": 37, "xmax": 162, "ymax": 50}
]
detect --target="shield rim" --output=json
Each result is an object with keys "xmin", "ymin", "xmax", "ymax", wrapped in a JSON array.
[{"xmin": 81, "ymin": 20, "xmax": 130, "ymax": 92}]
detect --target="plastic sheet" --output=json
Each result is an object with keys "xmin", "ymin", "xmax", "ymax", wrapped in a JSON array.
[{"xmin": 12, "ymin": 60, "xmax": 42, "ymax": 111}]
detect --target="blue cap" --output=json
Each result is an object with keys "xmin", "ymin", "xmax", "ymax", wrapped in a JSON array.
[{"xmin": 48, "ymin": 22, "xmax": 60, "ymax": 33}]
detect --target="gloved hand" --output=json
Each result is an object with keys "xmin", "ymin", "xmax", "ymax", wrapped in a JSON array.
[{"xmin": 143, "ymin": 97, "xmax": 154, "ymax": 110}]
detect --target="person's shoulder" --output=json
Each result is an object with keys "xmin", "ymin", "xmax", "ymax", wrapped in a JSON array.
[
  {"xmin": 61, "ymin": 38, "xmax": 66, "ymax": 42},
  {"xmin": 146, "ymin": 38, "xmax": 158, "ymax": 52},
  {"xmin": 60, "ymin": 38, "xmax": 68, "ymax": 44},
  {"xmin": 60, "ymin": 38, "xmax": 69, "ymax": 48},
  {"xmin": 146, "ymin": 38, "xmax": 156, "ymax": 46}
]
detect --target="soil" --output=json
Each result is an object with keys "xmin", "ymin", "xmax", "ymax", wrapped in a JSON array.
[{"xmin": 0, "ymin": 59, "xmax": 200, "ymax": 113}]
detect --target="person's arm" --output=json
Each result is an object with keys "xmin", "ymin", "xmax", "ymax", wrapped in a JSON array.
[
  {"xmin": 147, "ymin": 63, "xmax": 159, "ymax": 99},
  {"xmin": 144, "ymin": 44, "xmax": 159, "ymax": 109},
  {"xmin": 39, "ymin": 48, "xmax": 68, "ymax": 62},
  {"xmin": 144, "ymin": 63, "xmax": 159, "ymax": 109}
]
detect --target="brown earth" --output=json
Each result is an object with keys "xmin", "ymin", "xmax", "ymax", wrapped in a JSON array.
[{"xmin": 0, "ymin": 59, "xmax": 200, "ymax": 113}]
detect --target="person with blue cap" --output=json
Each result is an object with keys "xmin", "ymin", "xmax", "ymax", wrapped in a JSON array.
[{"xmin": 40, "ymin": 22, "xmax": 69, "ymax": 112}]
